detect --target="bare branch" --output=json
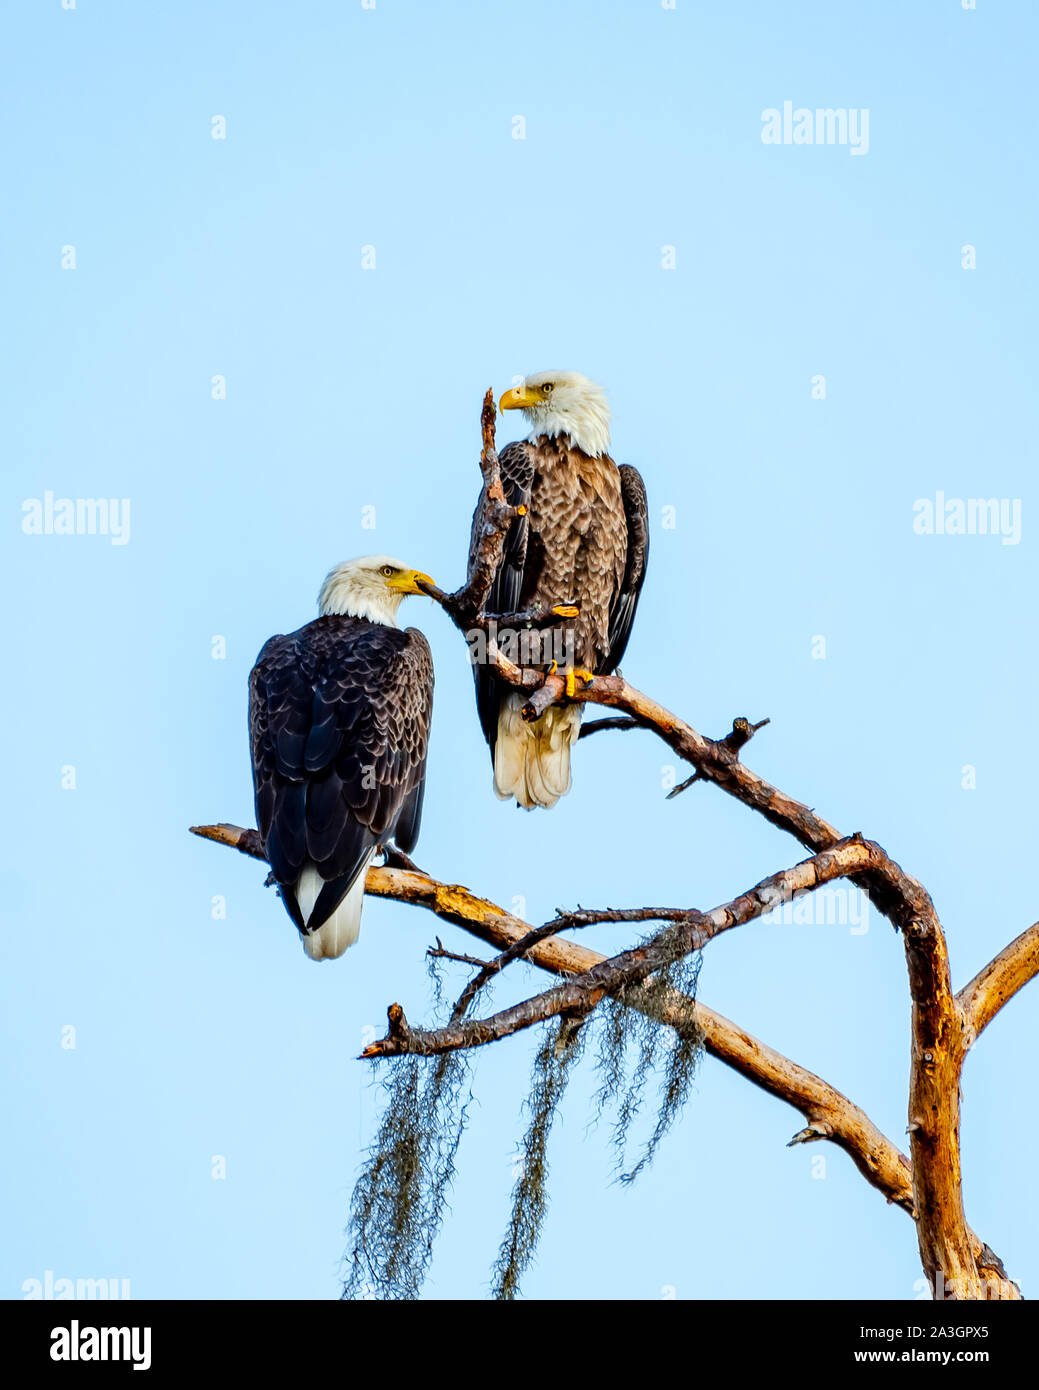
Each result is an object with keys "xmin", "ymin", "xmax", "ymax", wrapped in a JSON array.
[
  {"xmin": 578, "ymin": 716, "xmax": 644, "ymax": 739},
  {"xmin": 666, "ymin": 717, "xmax": 772, "ymax": 798},
  {"xmin": 958, "ymin": 920, "xmax": 1039, "ymax": 1048},
  {"xmin": 191, "ymin": 822, "xmax": 1017, "ymax": 1292},
  {"xmin": 549, "ymin": 906, "xmax": 693, "ymax": 928},
  {"xmin": 403, "ymin": 640, "xmax": 1011, "ymax": 1295},
  {"xmin": 445, "ymin": 917, "xmax": 598, "ymax": 1025},
  {"xmin": 191, "ymin": 826, "xmax": 897, "ymax": 1192},
  {"xmin": 420, "ymin": 389, "xmax": 522, "ymax": 629},
  {"xmin": 359, "ymin": 839, "xmax": 873, "ymax": 1059},
  {"xmin": 190, "ymin": 822, "xmax": 265, "ymax": 858},
  {"xmin": 426, "ymin": 939, "xmax": 494, "ymax": 971}
]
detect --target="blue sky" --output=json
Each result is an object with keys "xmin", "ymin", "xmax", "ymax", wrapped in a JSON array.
[{"xmin": 2, "ymin": 0, "xmax": 1037, "ymax": 1300}]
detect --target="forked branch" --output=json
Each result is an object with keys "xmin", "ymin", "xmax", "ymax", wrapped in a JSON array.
[{"xmin": 190, "ymin": 822, "xmax": 1020, "ymax": 1295}]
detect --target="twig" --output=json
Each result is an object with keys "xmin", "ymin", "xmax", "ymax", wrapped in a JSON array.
[
  {"xmin": 190, "ymin": 822, "xmax": 265, "ymax": 858},
  {"xmin": 426, "ymin": 390, "xmax": 523, "ymax": 629},
  {"xmin": 578, "ymin": 716, "xmax": 644, "ymax": 739},
  {"xmin": 444, "ymin": 909, "xmax": 655, "ymax": 1026},
  {"xmin": 427, "ymin": 938, "xmax": 494, "ymax": 971},
  {"xmin": 666, "ymin": 717, "xmax": 771, "ymax": 798}
]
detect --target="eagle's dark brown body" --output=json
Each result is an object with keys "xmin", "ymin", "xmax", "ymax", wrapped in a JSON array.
[
  {"xmin": 470, "ymin": 433, "xmax": 649, "ymax": 807},
  {"xmin": 249, "ymin": 614, "xmax": 433, "ymax": 950},
  {"xmin": 518, "ymin": 437, "xmax": 629, "ymax": 672}
]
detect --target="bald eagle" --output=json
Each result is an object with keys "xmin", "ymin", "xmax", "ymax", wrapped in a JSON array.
[
  {"xmin": 248, "ymin": 556, "xmax": 435, "ymax": 960},
  {"xmin": 471, "ymin": 370, "xmax": 649, "ymax": 809}
]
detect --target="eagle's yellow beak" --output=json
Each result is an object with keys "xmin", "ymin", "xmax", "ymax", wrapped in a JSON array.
[
  {"xmin": 499, "ymin": 384, "xmax": 540, "ymax": 413},
  {"xmin": 386, "ymin": 569, "xmax": 436, "ymax": 596}
]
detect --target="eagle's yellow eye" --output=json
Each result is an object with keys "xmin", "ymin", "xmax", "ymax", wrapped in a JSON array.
[
  {"xmin": 542, "ymin": 383, "xmax": 553, "ymax": 393},
  {"xmin": 381, "ymin": 565, "xmax": 395, "ymax": 577}
]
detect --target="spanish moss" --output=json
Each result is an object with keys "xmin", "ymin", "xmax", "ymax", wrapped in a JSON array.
[
  {"xmin": 594, "ymin": 925, "xmax": 705, "ymax": 1184},
  {"xmin": 491, "ymin": 1018, "xmax": 585, "ymax": 1301},
  {"xmin": 342, "ymin": 1047, "xmax": 472, "ymax": 1300},
  {"xmin": 345, "ymin": 924, "xmax": 705, "ymax": 1299}
]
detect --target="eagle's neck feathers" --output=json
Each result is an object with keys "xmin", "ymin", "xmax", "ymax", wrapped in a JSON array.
[
  {"xmin": 530, "ymin": 434, "xmax": 617, "ymax": 478},
  {"xmin": 523, "ymin": 398, "xmax": 610, "ymax": 458},
  {"xmin": 318, "ymin": 580, "xmax": 401, "ymax": 627}
]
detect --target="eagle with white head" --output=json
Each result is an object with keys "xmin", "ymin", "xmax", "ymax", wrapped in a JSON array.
[
  {"xmin": 470, "ymin": 370, "xmax": 649, "ymax": 809},
  {"xmin": 249, "ymin": 556, "xmax": 435, "ymax": 959}
]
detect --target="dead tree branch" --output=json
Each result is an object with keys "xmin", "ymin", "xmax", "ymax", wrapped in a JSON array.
[
  {"xmin": 410, "ymin": 587, "xmax": 1021, "ymax": 1298},
  {"xmin": 191, "ymin": 822, "xmax": 908, "ymax": 1196},
  {"xmin": 958, "ymin": 920, "xmax": 1039, "ymax": 1048},
  {"xmin": 189, "ymin": 667, "xmax": 1034, "ymax": 1295},
  {"xmin": 414, "ymin": 389, "xmax": 524, "ymax": 629},
  {"xmin": 356, "ymin": 839, "xmax": 873, "ymax": 1059},
  {"xmin": 578, "ymin": 716, "xmax": 644, "ymax": 739},
  {"xmin": 191, "ymin": 822, "xmax": 1018, "ymax": 1293}
]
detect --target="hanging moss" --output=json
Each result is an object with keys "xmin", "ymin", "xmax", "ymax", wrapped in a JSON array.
[
  {"xmin": 491, "ymin": 1018, "xmax": 585, "ymax": 1301},
  {"xmin": 594, "ymin": 926, "xmax": 705, "ymax": 1184},
  {"xmin": 342, "ymin": 1047, "xmax": 472, "ymax": 1300},
  {"xmin": 344, "ymin": 924, "xmax": 705, "ymax": 1300}
]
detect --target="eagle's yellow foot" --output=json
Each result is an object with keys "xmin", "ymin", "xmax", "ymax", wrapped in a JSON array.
[
  {"xmin": 547, "ymin": 660, "xmax": 558, "ymax": 677},
  {"xmin": 552, "ymin": 604, "xmax": 579, "ymax": 619},
  {"xmin": 564, "ymin": 667, "xmax": 595, "ymax": 698}
]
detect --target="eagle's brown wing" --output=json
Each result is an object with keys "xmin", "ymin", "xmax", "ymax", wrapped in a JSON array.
[
  {"xmin": 469, "ymin": 440, "xmax": 535, "ymax": 750},
  {"xmin": 249, "ymin": 615, "xmax": 433, "ymax": 931},
  {"xmin": 601, "ymin": 463, "xmax": 650, "ymax": 675}
]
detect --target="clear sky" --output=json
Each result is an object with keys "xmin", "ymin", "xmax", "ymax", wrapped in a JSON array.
[{"xmin": 3, "ymin": 0, "xmax": 1037, "ymax": 1301}]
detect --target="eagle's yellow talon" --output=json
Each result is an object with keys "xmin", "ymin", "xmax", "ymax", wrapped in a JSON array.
[
  {"xmin": 563, "ymin": 666, "xmax": 595, "ymax": 698},
  {"xmin": 552, "ymin": 604, "xmax": 579, "ymax": 618},
  {"xmin": 547, "ymin": 660, "xmax": 558, "ymax": 676}
]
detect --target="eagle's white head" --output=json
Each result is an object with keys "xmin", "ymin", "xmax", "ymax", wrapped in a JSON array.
[
  {"xmin": 318, "ymin": 555, "xmax": 435, "ymax": 627},
  {"xmin": 499, "ymin": 370, "xmax": 611, "ymax": 458}
]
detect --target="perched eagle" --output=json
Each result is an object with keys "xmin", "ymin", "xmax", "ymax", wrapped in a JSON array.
[
  {"xmin": 248, "ymin": 556, "xmax": 435, "ymax": 960},
  {"xmin": 471, "ymin": 370, "xmax": 649, "ymax": 809}
]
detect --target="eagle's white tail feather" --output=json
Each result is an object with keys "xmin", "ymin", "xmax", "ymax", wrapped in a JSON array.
[
  {"xmin": 494, "ymin": 692, "xmax": 582, "ymax": 809},
  {"xmin": 297, "ymin": 853, "xmax": 375, "ymax": 961}
]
